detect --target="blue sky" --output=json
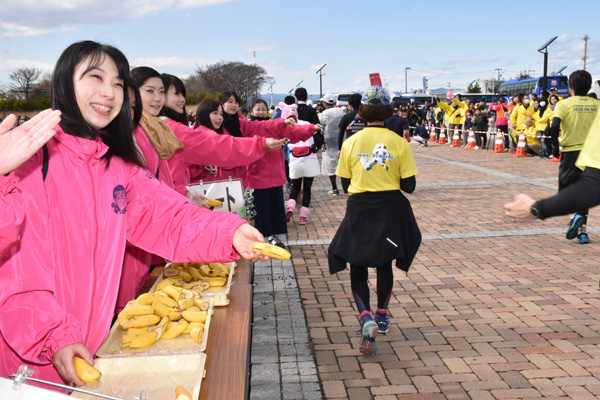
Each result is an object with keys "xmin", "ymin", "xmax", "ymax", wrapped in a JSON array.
[{"xmin": 1, "ymin": 0, "xmax": 599, "ymax": 99}]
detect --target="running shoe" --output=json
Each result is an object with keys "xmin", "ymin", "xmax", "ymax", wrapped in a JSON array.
[
  {"xmin": 374, "ymin": 313, "xmax": 390, "ymax": 334},
  {"xmin": 359, "ymin": 315, "xmax": 378, "ymax": 355},
  {"xmin": 328, "ymin": 189, "xmax": 340, "ymax": 196},
  {"xmin": 578, "ymin": 233, "xmax": 590, "ymax": 244},
  {"xmin": 269, "ymin": 236, "xmax": 286, "ymax": 249},
  {"xmin": 299, "ymin": 216, "xmax": 309, "ymax": 225},
  {"xmin": 566, "ymin": 214, "xmax": 585, "ymax": 240}
]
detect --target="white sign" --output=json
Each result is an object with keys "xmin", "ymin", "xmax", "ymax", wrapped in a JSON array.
[{"xmin": 186, "ymin": 178, "xmax": 245, "ymax": 216}]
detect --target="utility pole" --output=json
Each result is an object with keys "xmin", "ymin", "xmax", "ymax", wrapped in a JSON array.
[
  {"xmin": 404, "ymin": 67, "xmax": 411, "ymax": 93},
  {"xmin": 315, "ymin": 63, "xmax": 327, "ymax": 99},
  {"xmin": 495, "ymin": 68, "xmax": 502, "ymax": 94},
  {"xmin": 583, "ymin": 34, "xmax": 589, "ymax": 70}
]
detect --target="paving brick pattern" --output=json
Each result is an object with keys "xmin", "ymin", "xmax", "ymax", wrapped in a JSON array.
[{"xmin": 250, "ymin": 143, "xmax": 600, "ymax": 399}]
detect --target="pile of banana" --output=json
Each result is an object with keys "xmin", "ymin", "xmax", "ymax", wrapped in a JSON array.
[
  {"xmin": 117, "ymin": 284, "xmax": 211, "ymax": 349},
  {"xmin": 159, "ymin": 261, "xmax": 232, "ymax": 289}
]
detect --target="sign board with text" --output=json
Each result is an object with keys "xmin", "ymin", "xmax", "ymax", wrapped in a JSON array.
[{"xmin": 186, "ymin": 178, "xmax": 245, "ymax": 216}]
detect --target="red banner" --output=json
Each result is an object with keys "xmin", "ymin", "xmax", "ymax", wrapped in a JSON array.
[{"xmin": 369, "ymin": 73, "xmax": 382, "ymax": 87}]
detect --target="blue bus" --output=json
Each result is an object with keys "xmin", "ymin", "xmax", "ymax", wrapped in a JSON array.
[{"xmin": 498, "ymin": 75, "xmax": 569, "ymax": 99}]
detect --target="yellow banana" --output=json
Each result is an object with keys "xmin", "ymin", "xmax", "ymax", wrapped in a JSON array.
[
  {"xmin": 201, "ymin": 197, "xmax": 223, "ymax": 208},
  {"xmin": 122, "ymin": 314, "xmax": 161, "ymax": 329},
  {"xmin": 155, "ymin": 277, "xmax": 178, "ymax": 291},
  {"xmin": 161, "ymin": 320, "xmax": 188, "ymax": 339},
  {"xmin": 167, "ymin": 309, "xmax": 183, "ymax": 321},
  {"xmin": 170, "ymin": 262, "xmax": 185, "ymax": 269},
  {"xmin": 199, "ymin": 264, "xmax": 217, "ymax": 277},
  {"xmin": 155, "ymin": 294, "xmax": 178, "ymax": 309},
  {"xmin": 162, "ymin": 267, "xmax": 181, "ymax": 278},
  {"xmin": 209, "ymin": 262, "xmax": 230, "ymax": 275},
  {"xmin": 120, "ymin": 333, "xmax": 138, "ymax": 348},
  {"xmin": 124, "ymin": 304, "xmax": 155, "ymax": 318},
  {"xmin": 136, "ymin": 292, "xmax": 152, "ymax": 305},
  {"xmin": 181, "ymin": 310, "xmax": 207, "ymax": 323},
  {"xmin": 152, "ymin": 299, "xmax": 173, "ymax": 319},
  {"xmin": 73, "ymin": 357, "xmax": 101, "ymax": 384},
  {"xmin": 117, "ymin": 310, "xmax": 130, "ymax": 328},
  {"xmin": 178, "ymin": 298, "xmax": 195, "ymax": 310},
  {"xmin": 176, "ymin": 385, "xmax": 193, "ymax": 400},
  {"xmin": 162, "ymin": 285, "xmax": 182, "ymax": 301},
  {"xmin": 129, "ymin": 331, "xmax": 159, "ymax": 348},
  {"xmin": 185, "ymin": 265, "xmax": 202, "ymax": 281},
  {"xmin": 186, "ymin": 306, "xmax": 201, "ymax": 313},
  {"xmin": 200, "ymin": 277, "xmax": 227, "ymax": 287},
  {"xmin": 183, "ymin": 322, "xmax": 205, "ymax": 334},
  {"xmin": 127, "ymin": 327, "xmax": 148, "ymax": 335},
  {"xmin": 178, "ymin": 270, "xmax": 193, "ymax": 283},
  {"xmin": 193, "ymin": 299, "xmax": 209, "ymax": 311},
  {"xmin": 252, "ymin": 242, "xmax": 291, "ymax": 260},
  {"xmin": 189, "ymin": 326, "xmax": 204, "ymax": 344}
]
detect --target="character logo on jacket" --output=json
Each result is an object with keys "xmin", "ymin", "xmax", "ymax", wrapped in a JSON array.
[
  {"xmin": 111, "ymin": 185, "xmax": 127, "ymax": 214},
  {"xmin": 145, "ymin": 171, "xmax": 155, "ymax": 180},
  {"xmin": 359, "ymin": 143, "xmax": 392, "ymax": 171}
]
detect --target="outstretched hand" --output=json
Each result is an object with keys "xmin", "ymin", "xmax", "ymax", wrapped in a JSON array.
[
  {"xmin": 0, "ymin": 109, "xmax": 61, "ymax": 176},
  {"xmin": 265, "ymin": 138, "xmax": 284, "ymax": 152},
  {"xmin": 232, "ymin": 223, "xmax": 270, "ymax": 262}
]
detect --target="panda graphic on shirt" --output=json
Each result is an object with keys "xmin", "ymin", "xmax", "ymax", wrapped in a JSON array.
[{"xmin": 359, "ymin": 143, "xmax": 392, "ymax": 171}]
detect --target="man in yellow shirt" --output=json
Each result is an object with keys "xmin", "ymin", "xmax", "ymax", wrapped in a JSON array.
[{"xmin": 548, "ymin": 70, "xmax": 599, "ymax": 243}]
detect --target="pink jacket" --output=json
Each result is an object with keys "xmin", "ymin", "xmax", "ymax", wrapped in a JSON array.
[
  {"xmin": 0, "ymin": 127, "xmax": 247, "ymax": 387},
  {"xmin": 0, "ymin": 172, "xmax": 24, "ymax": 259},
  {"xmin": 240, "ymin": 117, "xmax": 316, "ymax": 189},
  {"xmin": 164, "ymin": 119, "xmax": 267, "ymax": 195}
]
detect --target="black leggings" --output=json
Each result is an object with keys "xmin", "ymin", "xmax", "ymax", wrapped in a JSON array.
[
  {"xmin": 350, "ymin": 262, "xmax": 393, "ymax": 314},
  {"xmin": 290, "ymin": 177, "xmax": 314, "ymax": 207}
]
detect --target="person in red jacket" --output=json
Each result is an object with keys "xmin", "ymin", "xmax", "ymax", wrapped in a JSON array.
[{"xmin": 0, "ymin": 41, "xmax": 270, "ymax": 390}]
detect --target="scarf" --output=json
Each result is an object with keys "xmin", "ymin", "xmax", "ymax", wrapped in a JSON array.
[
  {"xmin": 223, "ymin": 112, "xmax": 243, "ymax": 137},
  {"xmin": 139, "ymin": 110, "xmax": 183, "ymax": 160}
]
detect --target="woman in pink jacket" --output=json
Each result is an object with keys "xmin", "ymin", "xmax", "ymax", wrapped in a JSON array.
[
  {"xmin": 220, "ymin": 91, "xmax": 322, "ymax": 247},
  {"xmin": 0, "ymin": 41, "xmax": 268, "ymax": 389}
]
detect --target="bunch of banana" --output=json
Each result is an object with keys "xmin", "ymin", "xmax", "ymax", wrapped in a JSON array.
[
  {"xmin": 73, "ymin": 357, "xmax": 102, "ymax": 384},
  {"xmin": 252, "ymin": 242, "xmax": 291, "ymax": 260},
  {"xmin": 116, "ymin": 289, "xmax": 209, "ymax": 349},
  {"xmin": 159, "ymin": 262, "xmax": 231, "ymax": 289}
]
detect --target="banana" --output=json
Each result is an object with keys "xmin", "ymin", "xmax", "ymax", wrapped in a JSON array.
[
  {"xmin": 122, "ymin": 314, "xmax": 161, "ymax": 329},
  {"xmin": 156, "ymin": 277, "xmax": 178, "ymax": 291},
  {"xmin": 73, "ymin": 357, "xmax": 101, "ymax": 384},
  {"xmin": 183, "ymin": 322, "xmax": 205, "ymax": 334},
  {"xmin": 200, "ymin": 277, "xmax": 228, "ymax": 287},
  {"xmin": 189, "ymin": 326, "xmax": 204, "ymax": 344},
  {"xmin": 163, "ymin": 267, "xmax": 181, "ymax": 278},
  {"xmin": 252, "ymin": 242, "xmax": 291, "ymax": 260},
  {"xmin": 155, "ymin": 293, "xmax": 178, "ymax": 309},
  {"xmin": 199, "ymin": 264, "xmax": 218, "ymax": 277},
  {"xmin": 178, "ymin": 270, "xmax": 193, "ymax": 283},
  {"xmin": 136, "ymin": 292, "xmax": 152, "ymax": 305},
  {"xmin": 124, "ymin": 304, "xmax": 155, "ymax": 318},
  {"xmin": 162, "ymin": 285, "xmax": 182, "ymax": 301},
  {"xmin": 161, "ymin": 320, "xmax": 188, "ymax": 339},
  {"xmin": 185, "ymin": 265, "xmax": 202, "ymax": 281},
  {"xmin": 127, "ymin": 327, "xmax": 148, "ymax": 335},
  {"xmin": 181, "ymin": 310, "xmax": 207, "ymax": 323},
  {"xmin": 170, "ymin": 262, "xmax": 185, "ymax": 269},
  {"xmin": 209, "ymin": 262, "xmax": 230, "ymax": 275},
  {"xmin": 168, "ymin": 309, "xmax": 183, "ymax": 321},
  {"xmin": 193, "ymin": 299, "xmax": 209, "ymax": 311},
  {"xmin": 178, "ymin": 298, "xmax": 195, "ymax": 310},
  {"xmin": 120, "ymin": 333, "xmax": 139, "ymax": 348},
  {"xmin": 186, "ymin": 306, "xmax": 201, "ymax": 313},
  {"xmin": 152, "ymin": 299, "xmax": 173, "ymax": 319},
  {"xmin": 129, "ymin": 331, "xmax": 159, "ymax": 348},
  {"xmin": 117, "ymin": 309, "xmax": 130, "ymax": 328},
  {"xmin": 176, "ymin": 385, "xmax": 193, "ymax": 400},
  {"xmin": 201, "ymin": 197, "xmax": 223, "ymax": 208}
]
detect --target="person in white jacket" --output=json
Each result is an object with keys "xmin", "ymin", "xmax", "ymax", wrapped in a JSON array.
[{"xmin": 319, "ymin": 93, "xmax": 346, "ymax": 195}]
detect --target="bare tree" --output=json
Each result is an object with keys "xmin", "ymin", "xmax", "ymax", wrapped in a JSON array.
[
  {"xmin": 193, "ymin": 61, "xmax": 271, "ymax": 106},
  {"xmin": 9, "ymin": 68, "xmax": 42, "ymax": 101}
]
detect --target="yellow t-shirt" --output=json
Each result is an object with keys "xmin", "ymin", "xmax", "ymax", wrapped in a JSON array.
[
  {"xmin": 336, "ymin": 126, "xmax": 418, "ymax": 194},
  {"xmin": 576, "ymin": 111, "xmax": 600, "ymax": 170},
  {"xmin": 553, "ymin": 96, "xmax": 599, "ymax": 152}
]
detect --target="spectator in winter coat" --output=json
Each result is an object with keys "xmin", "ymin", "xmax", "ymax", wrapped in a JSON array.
[{"xmin": 319, "ymin": 93, "xmax": 345, "ymax": 195}]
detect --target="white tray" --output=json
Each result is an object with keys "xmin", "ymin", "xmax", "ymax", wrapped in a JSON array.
[
  {"xmin": 96, "ymin": 299, "xmax": 213, "ymax": 358},
  {"xmin": 150, "ymin": 262, "xmax": 236, "ymax": 307},
  {"xmin": 71, "ymin": 353, "xmax": 206, "ymax": 399}
]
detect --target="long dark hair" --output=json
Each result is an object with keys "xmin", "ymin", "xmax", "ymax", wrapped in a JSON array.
[
  {"xmin": 51, "ymin": 40, "xmax": 140, "ymax": 167},
  {"xmin": 128, "ymin": 81, "xmax": 142, "ymax": 128},
  {"xmin": 193, "ymin": 99, "xmax": 223, "ymax": 134},
  {"xmin": 159, "ymin": 73, "xmax": 188, "ymax": 125}
]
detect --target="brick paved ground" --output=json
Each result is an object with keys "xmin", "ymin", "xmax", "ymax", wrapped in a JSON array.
[{"xmin": 251, "ymin": 141, "xmax": 600, "ymax": 400}]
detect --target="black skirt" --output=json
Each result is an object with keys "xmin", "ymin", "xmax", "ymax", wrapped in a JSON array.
[{"xmin": 328, "ymin": 190, "xmax": 421, "ymax": 274}]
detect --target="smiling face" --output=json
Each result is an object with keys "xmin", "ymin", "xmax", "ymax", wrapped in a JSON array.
[
  {"xmin": 252, "ymin": 102, "xmax": 268, "ymax": 118},
  {"xmin": 210, "ymin": 105, "xmax": 224, "ymax": 130},
  {"xmin": 165, "ymin": 84, "xmax": 185, "ymax": 114},
  {"xmin": 73, "ymin": 55, "xmax": 124, "ymax": 130},
  {"xmin": 222, "ymin": 95, "xmax": 240, "ymax": 115},
  {"xmin": 139, "ymin": 77, "xmax": 165, "ymax": 116}
]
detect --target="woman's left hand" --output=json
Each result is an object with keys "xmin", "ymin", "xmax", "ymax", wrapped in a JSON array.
[
  {"xmin": 232, "ymin": 224, "xmax": 270, "ymax": 262},
  {"xmin": 265, "ymin": 138, "xmax": 284, "ymax": 152}
]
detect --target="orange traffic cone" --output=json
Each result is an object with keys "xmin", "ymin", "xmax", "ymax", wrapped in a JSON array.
[
  {"xmin": 514, "ymin": 134, "xmax": 529, "ymax": 157},
  {"xmin": 464, "ymin": 129, "xmax": 475, "ymax": 150},
  {"xmin": 438, "ymin": 127, "xmax": 447, "ymax": 144},
  {"xmin": 429, "ymin": 125, "xmax": 437, "ymax": 142},
  {"xmin": 491, "ymin": 130, "xmax": 506, "ymax": 153},
  {"xmin": 451, "ymin": 129, "xmax": 461, "ymax": 147}
]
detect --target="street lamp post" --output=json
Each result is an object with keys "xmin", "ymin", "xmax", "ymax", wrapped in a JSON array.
[
  {"xmin": 538, "ymin": 36, "xmax": 558, "ymax": 93},
  {"xmin": 404, "ymin": 67, "xmax": 411, "ymax": 93},
  {"xmin": 316, "ymin": 63, "xmax": 327, "ymax": 99}
]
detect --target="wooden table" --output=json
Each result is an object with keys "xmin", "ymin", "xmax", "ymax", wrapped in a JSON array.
[{"xmin": 199, "ymin": 258, "xmax": 252, "ymax": 400}]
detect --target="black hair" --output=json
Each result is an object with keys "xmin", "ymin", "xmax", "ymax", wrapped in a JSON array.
[
  {"xmin": 51, "ymin": 40, "xmax": 140, "ymax": 167},
  {"xmin": 130, "ymin": 66, "xmax": 162, "ymax": 89},
  {"xmin": 284, "ymin": 95, "xmax": 295, "ymax": 105},
  {"xmin": 128, "ymin": 81, "xmax": 142, "ymax": 128},
  {"xmin": 294, "ymin": 87, "xmax": 308, "ymax": 101},
  {"xmin": 348, "ymin": 93, "xmax": 362, "ymax": 109},
  {"xmin": 358, "ymin": 100, "xmax": 394, "ymax": 123},
  {"xmin": 251, "ymin": 99, "xmax": 269, "ymax": 112},
  {"xmin": 194, "ymin": 98, "xmax": 223, "ymax": 134},
  {"xmin": 568, "ymin": 70, "xmax": 592, "ymax": 96},
  {"xmin": 159, "ymin": 73, "xmax": 188, "ymax": 125},
  {"xmin": 219, "ymin": 91, "xmax": 241, "ymax": 106}
]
